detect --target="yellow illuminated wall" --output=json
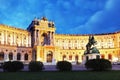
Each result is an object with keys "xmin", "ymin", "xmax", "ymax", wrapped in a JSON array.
[{"xmin": 0, "ymin": 17, "xmax": 120, "ymax": 63}]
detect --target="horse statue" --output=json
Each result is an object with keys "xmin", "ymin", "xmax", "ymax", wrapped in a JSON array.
[{"xmin": 86, "ymin": 35, "xmax": 97, "ymax": 53}]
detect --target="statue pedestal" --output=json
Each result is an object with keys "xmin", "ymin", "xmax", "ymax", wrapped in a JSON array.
[{"xmin": 82, "ymin": 53, "xmax": 100, "ymax": 64}]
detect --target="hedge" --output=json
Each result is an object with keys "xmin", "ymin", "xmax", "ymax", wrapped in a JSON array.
[
  {"xmin": 28, "ymin": 61, "xmax": 44, "ymax": 72},
  {"xmin": 56, "ymin": 61, "xmax": 72, "ymax": 71},
  {"xmin": 85, "ymin": 59, "xmax": 112, "ymax": 71}
]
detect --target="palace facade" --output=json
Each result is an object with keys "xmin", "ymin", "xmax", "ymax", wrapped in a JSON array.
[{"xmin": 0, "ymin": 17, "xmax": 120, "ymax": 64}]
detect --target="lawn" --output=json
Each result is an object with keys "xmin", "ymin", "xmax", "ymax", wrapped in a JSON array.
[{"xmin": 0, "ymin": 71, "xmax": 120, "ymax": 80}]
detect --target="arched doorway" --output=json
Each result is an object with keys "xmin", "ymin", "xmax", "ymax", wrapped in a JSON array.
[
  {"xmin": 47, "ymin": 51, "xmax": 53, "ymax": 62},
  {"xmin": 17, "ymin": 53, "xmax": 21, "ymax": 60},
  {"xmin": 9, "ymin": 52, "xmax": 13, "ymax": 60},
  {"xmin": 24, "ymin": 53, "xmax": 28, "ymax": 60},
  {"xmin": 0, "ymin": 52, "xmax": 4, "ymax": 60}
]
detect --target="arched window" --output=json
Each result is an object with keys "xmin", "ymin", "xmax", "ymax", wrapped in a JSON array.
[
  {"xmin": 75, "ymin": 55, "xmax": 79, "ymax": 61},
  {"xmin": 101, "ymin": 54, "xmax": 105, "ymax": 59},
  {"xmin": 17, "ymin": 53, "xmax": 21, "ymax": 60},
  {"xmin": 108, "ymin": 54, "xmax": 112, "ymax": 60},
  {"xmin": 9, "ymin": 52, "xmax": 13, "ymax": 60},
  {"xmin": 69, "ymin": 55, "xmax": 72, "ymax": 60},
  {"xmin": 0, "ymin": 52, "xmax": 4, "ymax": 60},
  {"xmin": 24, "ymin": 53, "xmax": 28, "ymax": 60}
]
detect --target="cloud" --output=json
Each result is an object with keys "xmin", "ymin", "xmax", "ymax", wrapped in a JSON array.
[
  {"xmin": 69, "ymin": 0, "xmax": 120, "ymax": 34},
  {"xmin": 0, "ymin": 0, "xmax": 120, "ymax": 34}
]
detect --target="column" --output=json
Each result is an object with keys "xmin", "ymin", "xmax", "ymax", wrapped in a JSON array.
[
  {"xmin": 4, "ymin": 30, "xmax": 7, "ymax": 45},
  {"xmin": 36, "ymin": 30, "xmax": 38, "ymax": 45},
  {"xmin": 14, "ymin": 33, "xmax": 17, "ymax": 46},
  {"xmin": 4, "ymin": 31, "xmax": 6, "ymax": 45},
  {"xmin": 49, "ymin": 32, "xmax": 52, "ymax": 45},
  {"xmin": 32, "ymin": 50, "xmax": 35, "ymax": 61},
  {"xmin": 38, "ymin": 31, "xmax": 40, "ymax": 46},
  {"xmin": 29, "ymin": 34, "xmax": 31, "ymax": 47},
  {"xmin": 28, "ymin": 53, "xmax": 31, "ymax": 61},
  {"xmin": 21, "ymin": 53, "xmax": 24, "ymax": 61},
  {"xmin": 13, "ymin": 53, "xmax": 17, "ymax": 61},
  {"xmin": 34, "ymin": 30, "xmax": 36, "ymax": 45},
  {"xmin": 12, "ymin": 32, "xmax": 14, "ymax": 46},
  {"xmin": 4, "ymin": 53, "xmax": 9, "ymax": 61},
  {"xmin": 2, "ymin": 31, "xmax": 4, "ymax": 44},
  {"xmin": 21, "ymin": 34, "xmax": 23, "ymax": 46},
  {"xmin": 5, "ymin": 30, "xmax": 8, "ymax": 45},
  {"xmin": 44, "ymin": 50, "xmax": 46, "ymax": 63},
  {"xmin": 47, "ymin": 31, "xmax": 50, "ymax": 45},
  {"xmin": 38, "ymin": 30, "xmax": 40, "ymax": 46},
  {"xmin": 52, "ymin": 32, "xmax": 54, "ymax": 46}
]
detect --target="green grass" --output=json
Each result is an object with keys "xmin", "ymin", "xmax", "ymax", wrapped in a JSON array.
[{"xmin": 0, "ymin": 71, "xmax": 120, "ymax": 80}]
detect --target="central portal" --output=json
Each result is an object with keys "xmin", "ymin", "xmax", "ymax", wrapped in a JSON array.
[{"xmin": 47, "ymin": 51, "xmax": 53, "ymax": 62}]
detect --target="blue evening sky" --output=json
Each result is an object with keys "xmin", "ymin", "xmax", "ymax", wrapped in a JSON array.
[{"xmin": 0, "ymin": 0, "xmax": 120, "ymax": 34}]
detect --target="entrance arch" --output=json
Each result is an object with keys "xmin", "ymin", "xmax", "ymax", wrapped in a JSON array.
[{"xmin": 47, "ymin": 51, "xmax": 53, "ymax": 62}]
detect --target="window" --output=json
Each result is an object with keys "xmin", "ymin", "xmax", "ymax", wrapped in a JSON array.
[
  {"xmin": 108, "ymin": 54, "xmax": 112, "ymax": 60},
  {"xmin": 75, "ymin": 47, "xmax": 77, "ymax": 49},
  {"xmin": 9, "ymin": 52, "xmax": 13, "ymax": 60},
  {"xmin": 82, "ymin": 47, "xmax": 84, "ymax": 49},
  {"xmin": 17, "ymin": 53, "xmax": 21, "ymax": 60},
  {"xmin": 69, "ymin": 55, "xmax": 72, "ymax": 60},
  {"xmin": 75, "ymin": 55, "xmax": 79, "ymax": 61},
  {"xmin": 24, "ymin": 53, "xmax": 28, "ymax": 60},
  {"xmin": 69, "ymin": 47, "xmax": 71, "ymax": 49},
  {"xmin": 101, "ymin": 54, "xmax": 105, "ymax": 59}
]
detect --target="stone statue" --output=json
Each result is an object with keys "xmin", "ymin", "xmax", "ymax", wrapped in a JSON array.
[
  {"xmin": 83, "ymin": 35, "xmax": 100, "ymax": 63},
  {"xmin": 86, "ymin": 35, "xmax": 97, "ymax": 53}
]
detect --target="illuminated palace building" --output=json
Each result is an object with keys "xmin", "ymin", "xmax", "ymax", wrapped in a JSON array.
[{"xmin": 0, "ymin": 17, "xmax": 120, "ymax": 64}]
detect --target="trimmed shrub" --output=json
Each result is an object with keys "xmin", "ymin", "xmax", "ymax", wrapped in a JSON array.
[
  {"xmin": 28, "ymin": 61, "xmax": 44, "ymax": 72},
  {"xmin": 3, "ymin": 61, "xmax": 24, "ymax": 72},
  {"xmin": 12, "ymin": 61, "xmax": 24, "ymax": 71},
  {"xmin": 56, "ymin": 61, "xmax": 72, "ymax": 71},
  {"xmin": 85, "ymin": 59, "xmax": 112, "ymax": 71}
]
